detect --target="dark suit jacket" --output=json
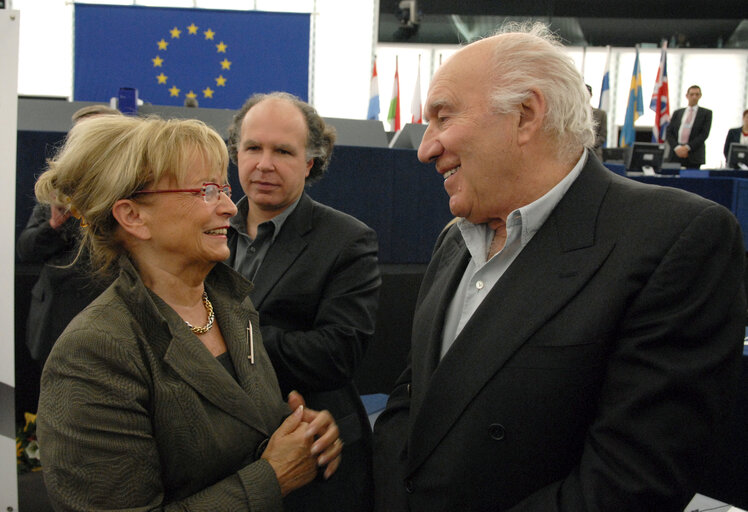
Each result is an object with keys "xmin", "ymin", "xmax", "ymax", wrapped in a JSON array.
[
  {"xmin": 665, "ymin": 106, "xmax": 713, "ymax": 167},
  {"xmin": 17, "ymin": 203, "xmax": 109, "ymax": 365},
  {"xmin": 38, "ymin": 257, "xmax": 290, "ymax": 511},
  {"xmin": 724, "ymin": 127, "xmax": 743, "ymax": 160},
  {"xmin": 373, "ymin": 155, "xmax": 746, "ymax": 511},
  {"xmin": 227, "ymin": 192, "xmax": 381, "ymax": 512}
]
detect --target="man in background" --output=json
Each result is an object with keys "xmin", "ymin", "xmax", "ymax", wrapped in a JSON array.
[
  {"xmin": 17, "ymin": 104, "xmax": 121, "ymax": 366},
  {"xmin": 723, "ymin": 108, "xmax": 748, "ymax": 162},
  {"xmin": 666, "ymin": 85, "xmax": 712, "ymax": 168},
  {"xmin": 226, "ymin": 92, "xmax": 381, "ymax": 512},
  {"xmin": 373, "ymin": 24, "xmax": 745, "ymax": 511}
]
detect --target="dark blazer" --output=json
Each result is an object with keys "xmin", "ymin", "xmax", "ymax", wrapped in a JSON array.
[
  {"xmin": 724, "ymin": 127, "xmax": 743, "ymax": 160},
  {"xmin": 227, "ymin": 192, "xmax": 381, "ymax": 512},
  {"xmin": 373, "ymin": 155, "xmax": 746, "ymax": 511},
  {"xmin": 38, "ymin": 257, "xmax": 290, "ymax": 511},
  {"xmin": 665, "ymin": 106, "xmax": 713, "ymax": 167},
  {"xmin": 16, "ymin": 203, "xmax": 109, "ymax": 365}
]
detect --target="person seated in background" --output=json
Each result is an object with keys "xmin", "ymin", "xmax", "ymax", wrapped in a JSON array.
[
  {"xmin": 17, "ymin": 104, "xmax": 122, "ymax": 366},
  {"xmin": 373, "ymin": 23, "xmax": 745, "ymax": 511},
  {"xmin": 36, "ymin": 115, "xmax": 343, "ymax": 511},
  {"xmin": 586, "ymin": 84, "xmax": 607, "ymax": 161},
  {"xmin": 665, "ymin": 85, "xmax": 712, "ymax": 169},
  {"xmin": 723, "ymin": 109, "xmax": 748, "ymax": 161},
  {"xmin": 226, "ymin": 91, "xmax": 381, "ymax": 512}
]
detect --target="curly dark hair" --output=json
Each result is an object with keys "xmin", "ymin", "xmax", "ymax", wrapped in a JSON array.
[{"xmin": 227, "ymin": 92, "xmax": 336, "ymax": 184}]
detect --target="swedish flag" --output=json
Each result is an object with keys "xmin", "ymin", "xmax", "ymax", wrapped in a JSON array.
[
  {"xmin": 74, "ymin": 5, "xmax": 310, "ymax": 110},
  {"xmin": 619, "ymin": 47, "xmax": 643, "ymax": 148}
]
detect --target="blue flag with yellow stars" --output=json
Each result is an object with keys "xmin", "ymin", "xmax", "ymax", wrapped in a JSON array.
[{"xmin": 74, "ymin": 4, "xmax": 310, "ymax": 109}]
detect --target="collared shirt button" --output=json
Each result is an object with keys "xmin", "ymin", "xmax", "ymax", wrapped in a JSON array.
[
  {"xmin": 405, "ymin": 479, "xmax": 415, "ymax": 493},
  {"xmin": 476, "ymin": 280, "xmax": 484, "ymax": 290}
]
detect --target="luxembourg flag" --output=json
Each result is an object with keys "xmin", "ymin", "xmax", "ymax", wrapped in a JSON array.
[
  {"xmin": 411, "ymin": 55, "xmax": 422, "ymax": 124},
  {"xmin": 649, "ymin": 42, "xmax": 670, "ymax": 143},
  {"xmin": 598, "ymin": 46, "xmax": 611, "ymax": 113},
  {"xmin": 388, "ymin": 56, "xmax": 401, "ymax": 131},
  {"xmin": 367, "ymin": 58, "xmax": 380, "ymax": 120}
]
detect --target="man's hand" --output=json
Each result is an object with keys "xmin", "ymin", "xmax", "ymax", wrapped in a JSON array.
[
  {"xmin": 49, "ymin": 205, "xmax": 72, "ymax": 230},
  {"xmin": 674, "ymin": 145, "xmax": 690, "ymax": 159},
  {"xmin": 288, "ymin": 391, "xmax": 343, "ymax": 480}
]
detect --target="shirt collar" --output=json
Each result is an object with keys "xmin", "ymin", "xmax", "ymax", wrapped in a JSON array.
[
  {"xmin": 514, "ymin": 150, "xmax": 587, "ymax": 245},
  {"xmin": 230, "ymin": 194, "xmax": 302, "ymax": 242},
  {"xmin": 458, "ymin": 150, "xmax": 587, "ymax": 252}
]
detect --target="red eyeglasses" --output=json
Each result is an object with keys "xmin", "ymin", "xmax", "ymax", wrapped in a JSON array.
[{"xmin": 132, "ymin": 183, "xmax": 231, "ymax": 204}]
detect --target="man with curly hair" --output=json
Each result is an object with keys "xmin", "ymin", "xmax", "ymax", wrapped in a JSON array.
[{"xmin": 226, "ymin": 92, "xmax": 381, "ymax": 512}]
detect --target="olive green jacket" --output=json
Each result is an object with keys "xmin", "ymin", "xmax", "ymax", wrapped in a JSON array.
[{"xmin": 38, "ymin": 256, "xmax": 289, "ymax": 511}]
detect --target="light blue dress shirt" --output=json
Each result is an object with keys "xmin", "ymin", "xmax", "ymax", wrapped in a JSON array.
[{"xmin": 440, "ymin": 152, "xmax": 588, "ymax": 359}]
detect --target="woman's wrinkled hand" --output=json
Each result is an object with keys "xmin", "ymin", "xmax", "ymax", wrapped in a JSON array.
[{"xmin": 261, "ymin": 405, "xmax": 317, "ymax": 496}]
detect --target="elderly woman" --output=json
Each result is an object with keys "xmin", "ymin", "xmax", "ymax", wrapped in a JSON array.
[{"xmin": 35, "ymin": 115, "xmax": 342, "ymax": 511}]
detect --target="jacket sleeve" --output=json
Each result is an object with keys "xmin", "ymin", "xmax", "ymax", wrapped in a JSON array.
[
  {"xmin": 506, "ymin": 203, "xmax": 746, "ymax": 511},
  {"xmin": 688, "ymin": 108, "xmax": 713, "ymax": 152},
  {"xmin": 260, "ymin": 226, "xmax": 381, "ymax": 392},
  {"xmin": 17, "ymin": 203, "xmax": 79, "ymax": 262},
  {"xmin": 37, "ymin": 325, "xmax": 283, "ymax": 512},
  {"xmin": 665, "ymin": 110, "xmax": 680, "ymax": 149}
]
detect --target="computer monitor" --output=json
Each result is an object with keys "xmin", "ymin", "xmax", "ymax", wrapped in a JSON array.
[
  {"xmin": 726, "ymin": 143, "xmax": 748, "ymax": 170},
  {"xmin": 624, "ymin": 142, "xmax": 665, "ymax": 174}
]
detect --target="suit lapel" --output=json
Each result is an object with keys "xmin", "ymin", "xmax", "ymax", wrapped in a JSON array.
[
  {"xmin": 406, "ymin": 160, "xmax": 617, "ymax": 474},
  {"xmin": 161, "ymin": 294, "xmax": 278, "ymax": 437},
  {"xmin": 409, "ymin": 234, "xmax": 470, "ymax": 418},
  {"xmin": 250, "ymin": 194, "xmax": 312, "ymax": 307}
]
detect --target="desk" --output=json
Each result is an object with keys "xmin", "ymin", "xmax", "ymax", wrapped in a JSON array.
[{"xmin": 630, "ymin": 175, "xmax": 748, "ymax": 248}]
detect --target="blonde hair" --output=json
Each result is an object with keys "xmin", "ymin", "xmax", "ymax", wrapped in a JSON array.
[
  {"xmin": 71, "ymin": 104, "xmax": 122, "ymax": 123},
  {"xmin": 35, "ymin": 115, "xmax": 229, "ymax": 275}
]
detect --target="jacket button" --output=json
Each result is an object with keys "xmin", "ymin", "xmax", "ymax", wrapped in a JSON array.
[
  {"xmin": 405, "ymin": 479, "xmax": 414, "ymax": 493},
  {"xmin": 488, "ymin": 423, "xmax": 505, "ymax": 441}
]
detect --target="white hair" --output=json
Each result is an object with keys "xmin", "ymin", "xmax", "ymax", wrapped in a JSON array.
[{"xmin": 486, "ymin": 22, "xmax": 595, "ymax": 162}]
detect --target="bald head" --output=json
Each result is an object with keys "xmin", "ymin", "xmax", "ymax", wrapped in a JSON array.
[{"xmin": 435, "ymin": 25, "xmax": 594, "ymax": 162}]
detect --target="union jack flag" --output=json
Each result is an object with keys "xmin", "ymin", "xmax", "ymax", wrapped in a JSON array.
[{"xmin": 649, "ymin": 42, "xmax": 670, "ymax": 144}]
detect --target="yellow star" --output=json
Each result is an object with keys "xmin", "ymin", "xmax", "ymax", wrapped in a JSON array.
[
  {"xmin": 203, "ymin": 87, "xmax": 214, "ymax": 99},
  {"xmin": 204, "ymin": 28, "xmax": 215, "ymax": 40},
  {"xmin": 220, "ymin": 58, "xmax": 232, "ymax": 70},
  {"xmin": 186, "ymin": 91, "xmax": 197, "ymax": 100},
  {"xmin": 170, "ymin": 26, "xmax": 181, "ymax": 39},
  {"xmin": 157, "ymin": 39, "xmax": 168, "ymax": 51},
  {"xmin": 187, "ymin": 23, "xmax": 198, "ymax": 35},
  {"xmin": 215, "ymin": 75, "xmax": 227, "ymax": 87},
  {"xmin": 169, "ymin": 85, "xmax": 180, "ymax": 97},
  {"xmin": 152, "ymin": 55, "xmax": 164, "ymax": 67},
  {"xmin": 216, "ymin": 41, "xmax": 227, "ymax": 53},
  {"xmin": 156, "ymin": 72, "xmax": 168, "ymax": 84}
]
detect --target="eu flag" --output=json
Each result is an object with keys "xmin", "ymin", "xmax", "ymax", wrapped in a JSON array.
[{"xmin": 74, "ymin": 5, "xmax": 310, "ymax": 110}]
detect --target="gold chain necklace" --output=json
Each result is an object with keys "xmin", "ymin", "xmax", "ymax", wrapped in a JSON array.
[{"xmin": 185, "ymin": 292, "xmax": 214, "ymax": 335}]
